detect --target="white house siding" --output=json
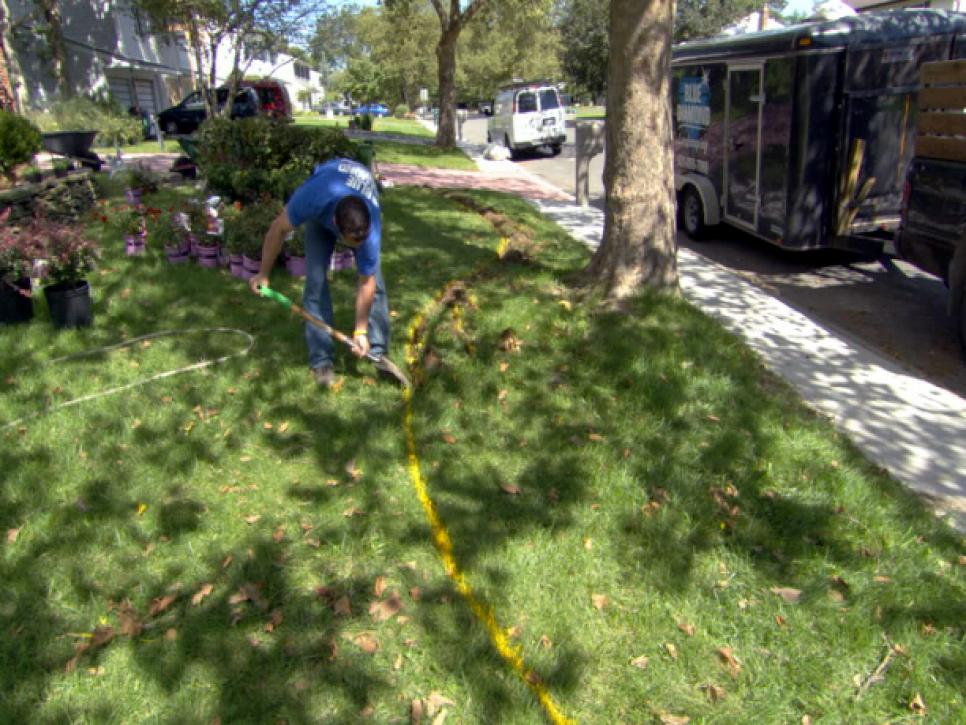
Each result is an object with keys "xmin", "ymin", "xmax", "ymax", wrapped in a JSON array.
[
  {"xmin": 213, "ymin": 44, "xmax": 323, "ymax": 111},
  {"xmin": 3, "ymin": 0, "xmax": 192, "ymax": 112}
]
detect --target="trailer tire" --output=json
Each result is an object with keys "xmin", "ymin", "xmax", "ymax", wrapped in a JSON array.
[
  {"xmin": 957, "ymin": 290, "xmax": 966, "ymax": 359},
  {"xmin": 680, "ymin": 186, "xmax": 707, "ymax": 240}
]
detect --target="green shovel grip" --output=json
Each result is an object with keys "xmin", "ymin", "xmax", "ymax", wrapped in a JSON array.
[{"xmin": 259, "ymin": 285, "xmax": 293, "ymax": 309}]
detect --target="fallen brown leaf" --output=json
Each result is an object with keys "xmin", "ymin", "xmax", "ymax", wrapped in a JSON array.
[
  {"xmin": 351, "ymin": 632, "xmax": 379, "ymax": 654},
  {"xmin": 591, "ymin": 593, "xmax": 609, "ymax": 610},
  {"xmin": 149, "ymin": 594, "xmax": 177, "ymax": 617},
  {"xmin": 411, "ymin": 698, "xmax": 425, "ymax": 725},
  {"xmin": 909, "ymin": 692, "xmax": 926, "ymax": 715},
  {"xmin": 664, "ymin": 642, "xmax": 678, "ymax": 660},
  {"xmin": 368, "ymin": 593, "xmax": 403, "ymax": 622},
  {"xmin": 393, "ymin": 653, "xmax": 403, "ymax": 671},
  {"xmin": 540, "ymin": 634, "xmax": 553, "ymax": 649},
  {"xmin": 221, "ymin": 554, "xmax": 234, "ymax": 569},
  {"xmin": 658, "ymin": 713, "xmax": 690, "ymax": 725},
  {"xmin": 678, "ymin": 622, "xmax": 696, "ymax": 637},
  {"xmin": 441, "ymin": 433, "xmax": 457, "ymax": 444},
  {"xmin": 373, "ymin": 576, "xmax": 388, "ymax": 598},
  {"xmin": 873, "ymin": 575, "xmax": 893, "ymax": 583},
  {"xmin": 345, "ymin": 458, "xmax": 362, "ymax": 481},
  {"xmin": 716, "ymin": 646, "xmax": 742, "ymax": 678},
  {"xmin": 629, "ymin": 655, "xmax": 649, "ymax": 670},
  {"xmin": 770, "ymin": 587, "xmax": 802, "ymax": 603},
  {"xmin": 343, "ymin": 507, "xmax": 366, "ymax": 518},
  {"xmin": 702, "ymin": 683, "xmax": 726, "ymax": 703},
  {"xmin": 165, "ymin": 628, "xmax": 177, "ymax": 641},
  {"xmin": 244, "ymin": 514, "xmax": 261, "ymax": 525},
  {"xmin": 409, "ymin": 586, "xmax": 422, "ymax": 601},
  {"xmin": 583, "ymin": 538, "xmax": 593, "ymax": 550},
  {"xmin": 116, "ymin": 601, "xmax": 144, "ymax": 637},
  {"xmin": 191, "ymin": 583, "xmax": 214, "ymax": 606},
  {"xmin": 775, "ymin": 615, "xmax": 787, "ymax": 627},
  {"xmin": 333, "ymin": 596, "xmax": 351, "ymax": 617},
  {"xmin": 587, "ymin": 432, "xmax": 604, "ymax": 442},
  {"xmin": 6, "ymin": 527, "xmax": 20, "ymax": 543},
  {"xmin": 501, "ymin": 483, "xmax": 522, "ymax": 495}
]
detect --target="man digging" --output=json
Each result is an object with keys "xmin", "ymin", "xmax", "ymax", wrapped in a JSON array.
[{"xmin": 249, "ymin": 157, "xmax": 402, "ymax": 387}]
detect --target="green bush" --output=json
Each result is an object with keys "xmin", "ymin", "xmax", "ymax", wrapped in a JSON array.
[
  {"xmin": 394, "ymin": 104, "xmax": 410, "ymax": 119},
  {"xmin": 195, "ymin": 117, "xmax": 360, "ymax": 203},
  {"xmin": 27, "ymin": 97, "xmax": 142, "ymax": 147},
  {"xmin": 0, "ymin": 111, "xmax": 43, "ymax": 180}
]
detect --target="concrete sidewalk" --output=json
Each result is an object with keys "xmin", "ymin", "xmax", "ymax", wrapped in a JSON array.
[{"xmin": 384, "ymin": 124, "xmax": 966, "ymax": 532}]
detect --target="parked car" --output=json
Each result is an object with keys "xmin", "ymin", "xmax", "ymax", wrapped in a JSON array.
[
  {"xmin": 355, "ymin": 103, "xmax": 390, "ymax": 117},
  {"xmin": 318, "ymin": 100, "xmax": 351, "ymax": 116},
  {"xmin": 486, "ymin": 81, "xmax": 565, "ymax": 158},
  {"xmin": 157, "ymin": 87, "xmax": 260, "ymax": 136},
  {"xmin": 242, "ymin": 79, "xmax": 292, "ymax": 120}
]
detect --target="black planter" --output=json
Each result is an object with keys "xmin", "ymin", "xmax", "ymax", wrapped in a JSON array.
[
  {"xmin": 44, "ymin": 280, "xmax": 93, "ymax": 329},
  {"xmin": 0, "ymin": 277, "xmax": 33, "ymax": 324}
]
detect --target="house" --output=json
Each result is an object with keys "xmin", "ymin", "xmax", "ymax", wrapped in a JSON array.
[
  {"xmin": 0, "ymin": 0, "xmax": 193, "ymax": 114},
  {"xmin": 846, "ymin": 0, "xmax": 964, "ymax": 11},
  {"xmin": 212, "ymin": 43, "xmax": 323, "ymax": 111}
]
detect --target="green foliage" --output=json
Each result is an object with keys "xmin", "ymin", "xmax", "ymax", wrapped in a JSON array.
[
  {"xmin": 352, "ymin": 113, "xmax": 374, "ymax": 132},
  {"xmin": 118, "ymin": 165, "xmax": 161, "ymax": 194},
  {"xmin": 112, "ymin": 204, "xmax": 145, "ymax": 236},
  {"xmin": 222, "ymin": 199, "xmax": 282, "ymax": 256},
  {"xmin": 676, "ymin": 0, "xmax": 787, "ymax": 41},
  {"xmin": 285, "ymin": 225, "xmax": 305, "ymax": 256},
  {"xmin": 194, "ymin": 117, "xmax": 359, "ymax": 203},
  {"xmin": 144, "ymin": 209, "xmax": 188, "ymax": 250},
  {"xmin": 28, "ymin": 97, "xmax": 142, "ymax": 148},
  {"xmin": 0, "ymin": 209, "xmax": 42, "ymax": 279},
  {"xmin": 556, "ymin": 0, "xmax": 609, "ymax": 100},
  {"xmin": 0, "ymin": 111, "xmax": 43, "ymax": 179},
  {"xmin": 393, "ymin": 104, "xmax": 411, "ymax": 119}
]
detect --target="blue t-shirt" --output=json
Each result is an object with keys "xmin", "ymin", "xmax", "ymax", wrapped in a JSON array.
[{"xmin": 286, "ymin": 158, "xmax": 381, "ymax": 276}]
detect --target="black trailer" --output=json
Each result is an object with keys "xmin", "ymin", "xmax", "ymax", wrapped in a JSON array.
[{"xmin": 672, "ymin": 10, "xmax": 966, "ymax": 252}]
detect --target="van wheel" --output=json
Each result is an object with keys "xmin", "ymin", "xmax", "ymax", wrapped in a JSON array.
[
  {"xmin": 550, "ymin": 143, "xmax": 562, "ymax": 156},
  {"xmin": 486, "ymin": 131, "xmax": 492, "ymax": 144},
  {"xmin": 505, "ymin": 135, "xmax": 518, "ymax": 161},
  {"xmin": 680, "ymin": 186, "xmax": 707, "ymax": 240},
  {"xmin": 956, "ymin": 284, "xmax": 966, "ymax": 359},
  {"xmin": 165, "ymin": 121, "xmax": 180, "ymax": 136}
]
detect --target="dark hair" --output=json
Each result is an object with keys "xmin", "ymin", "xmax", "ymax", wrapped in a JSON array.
[{"xmin": 334, "ymin": 196, "xmax": 370, "ymax": 243}]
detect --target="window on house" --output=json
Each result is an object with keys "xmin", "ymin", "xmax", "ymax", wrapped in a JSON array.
[
  {"xmin": 133, "ymin": 8, "xmax": 153, "ymax": 36},
  {"xmin": 294, "ymin": 64, "xmax": 310, "ymax": 80}
]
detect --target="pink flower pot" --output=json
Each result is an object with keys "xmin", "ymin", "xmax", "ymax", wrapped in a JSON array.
[
  {"xmin": 241, "ymin": 254, "xmax": 261, "ymax": 280},
  {"xmin": 165, "ymin": 244, "xmax": 190, "ymax": 264},
  {"xmin": 229, "ymin": 254, "xmax": 244, "ymax": 277},
  {"xmin": 330, "ymin": 249, "xmax": 354, "ymax": 271},
  {"xmin": 196, "ymin": 244, "xmax": 220, "ymax": 268},
  {"xmin": 125, "ymin": 233, "xmax": 146, "ymax": 256},
  {"xmin": 286, "ymin": 255, "xmax": 307, "ymax": 277}
]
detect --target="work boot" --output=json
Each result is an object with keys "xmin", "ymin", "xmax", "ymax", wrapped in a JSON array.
[
  {"xmin": 370, "ymin": 355, "xmax": 410, "ymax": 387},
  {"xmin": 312, "ymin": 364, "xmax": 336, "ymax": 388}
]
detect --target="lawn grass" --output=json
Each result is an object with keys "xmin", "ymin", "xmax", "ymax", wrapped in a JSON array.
[
  {"xmin": 575, "ymin": 106, "xmax": 606, "ymax": 120},
  {"xmin": 294, "ymin": 115, "xmax": 435, "ymax": 138},
  {"xmin": 92, "ymin": 139, "xmax": 182, "ymax": 155},
  {"xmin": 1, "ymin": 184, "xmax": 963, "ymax": 723}
]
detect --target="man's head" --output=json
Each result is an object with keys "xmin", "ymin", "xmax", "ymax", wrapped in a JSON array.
[{"xmin": 334, "ymin": 196, "xmax": 370, "ymax": 247}]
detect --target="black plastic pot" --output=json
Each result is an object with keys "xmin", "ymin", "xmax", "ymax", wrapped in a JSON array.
[
  {"xmin": 0, "ymin": 277, "xmax": 33, "ymax": 324},
  {"xmin": 44, "ymin": 280, "xmax": 93, "ymax": 329}
]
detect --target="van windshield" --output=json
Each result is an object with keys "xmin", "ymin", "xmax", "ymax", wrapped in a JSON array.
[
  {"xmin": 539, "ymin": 89, "xmax": 560, "ymax": 110},
  {"xmin": 516, "ymin": 92, "xmax": 537, "ymax": 113}
]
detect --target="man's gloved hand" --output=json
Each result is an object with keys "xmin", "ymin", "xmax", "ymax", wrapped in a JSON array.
[{"xmin": 352, "ymin": 330, "xmax": 370, "ymax": 358}]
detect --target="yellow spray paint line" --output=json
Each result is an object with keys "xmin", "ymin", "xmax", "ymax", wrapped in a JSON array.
[{"xmin": 402, "ymin": 303, "xmax": 575, "ymax": 725}]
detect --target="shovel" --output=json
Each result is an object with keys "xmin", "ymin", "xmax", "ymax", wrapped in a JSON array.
[{"xmin": 258, "ymin": 285, "xmax": 410, "ymax": 387}]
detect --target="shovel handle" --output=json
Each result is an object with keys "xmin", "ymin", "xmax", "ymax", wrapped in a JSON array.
[{"xmin": 258, "ymin": 285, "xmax": 355, "ymax": 348}]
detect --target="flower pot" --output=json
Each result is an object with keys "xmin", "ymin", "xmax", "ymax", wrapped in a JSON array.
[
  {"xmin": 45, "ymin": 280, "xmax": 93, "ymax": 329},
  {"xmin": 286, "ymin": 255, "xmax": 307, "ymax": 277},
  {"xmin": 165, "ymin": 244, "xmax": 190, "ymax": 265},
  {"xmin": 218, "ymin": 245, "xmax": 230, "ymax": 267},
  {"xmin": 241, "ymin": 254, "xmax": 260, "ymax": 280},
  {"xmin": 125, "ymin": 233, "xmax": 146, "ymax": 256},
  {"xmin": 228, "ymin": 254, "xmax": 244, "ymax": 278},
  {"xmin": 196, "ymin": 244, "xmax": 220, "ymax": 268},
  {"xmin": 0, "ymin": 277, "xmax": 33, "ymax": 325},
  {"xmin": 125, "ymin": 188, "xmax": 142, "ymax": 206},
  {"xmin": 330, "ymin": 249, "xmax": 354, "ymax": 271}
]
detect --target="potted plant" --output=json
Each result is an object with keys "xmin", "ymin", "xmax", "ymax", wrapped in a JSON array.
[
  {"xmin": 0, "ymin": 208, "xmax": 40, "ymax": 324},
  {"xmin": 115, "ymin": 204, "xmax": 146, "ymax": 256},
  {"xmin": 22, "ymin": 164, "xmax": 42, "ymax": 183},
  {"xmin": 52, "ymin": 158, "xmax": 73, "ymax": 178},
  {"xmin": 221, "ymin": 203, "xmax": 246, "ymax": 277},
  {"xmin": 285, "ymin": 227, "xmax": 306, "ymax": 277},
  {"xmin": 120, "ymin": 165, "xmax": 160, "ymax": 205},
  {"xmin": 32, "ymin": 216, "xmax": 98, "ymax": 328},
  {"xmin": 147, "ymin": 209, "xmax": 190, "ymax": 264}
]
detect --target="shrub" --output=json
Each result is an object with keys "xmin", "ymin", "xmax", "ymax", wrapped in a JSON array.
[
  {"xmin": 118, "ymin": 164, "xmax": 160, "ymax": 193},
  {"xmin": 394, "ymin": 104, "xmax": 410, "ymax": 119},
  {"xmin": 286, "ymin": 226, "xmax": 305, "ymax": 257},
  {"xmin": 0, "ymin": 111, "xmax": 43, "ymax": 181},
  {"xmin": 112, "ymin": 204, "xmax": 144, "ymax": 236},
  {"xmin": 353, "ymin": 113, "xmax": 374, "ymax": 131},
  {"xmin": 195, "ymin": 117, "xmax": 359, "ymax": 202}
]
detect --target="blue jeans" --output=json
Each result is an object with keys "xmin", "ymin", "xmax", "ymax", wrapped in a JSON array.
[{"xmin": 302, "ymin": 220, "xmax": 390, "ymax": 368}]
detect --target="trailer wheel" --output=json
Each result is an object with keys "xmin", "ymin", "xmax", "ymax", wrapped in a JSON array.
[
  {"xmin": 681, "ymin": 186, "xmax": 707, "ymax": 240},
  {"xmin": 956, "ymin": 284, "xmax": 966, "ymax": 359}
]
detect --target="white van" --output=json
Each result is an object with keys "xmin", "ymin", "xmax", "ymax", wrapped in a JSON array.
[{"xmin": 486, "ymin": 82, "xmax": 566, "ymax": 159}]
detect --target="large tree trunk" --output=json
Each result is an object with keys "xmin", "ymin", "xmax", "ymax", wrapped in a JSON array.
[
  {"xmin": 434, "ymin": 25, "xmax": 459, "ymax": 148},
  {"xmin": 587, "ymin": 0, "xmax": 678, "ymax": 298}
]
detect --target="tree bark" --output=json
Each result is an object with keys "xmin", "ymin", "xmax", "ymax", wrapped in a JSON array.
[
  {"xmin": 38, "ymin": 0, "xmax": 70, "ymax": 98},
  {"xmin": 434, "ymin": 24, "xmax": 459, "ymax": 147},
  {"xmin": 587, "ymin": 0, "xmax": 678, "ymax": 298}
]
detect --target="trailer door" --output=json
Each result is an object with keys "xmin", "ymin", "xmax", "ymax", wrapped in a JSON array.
[{"xmin": 725, "ymin": 66, "xmax": 764, "ymax": 229}]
